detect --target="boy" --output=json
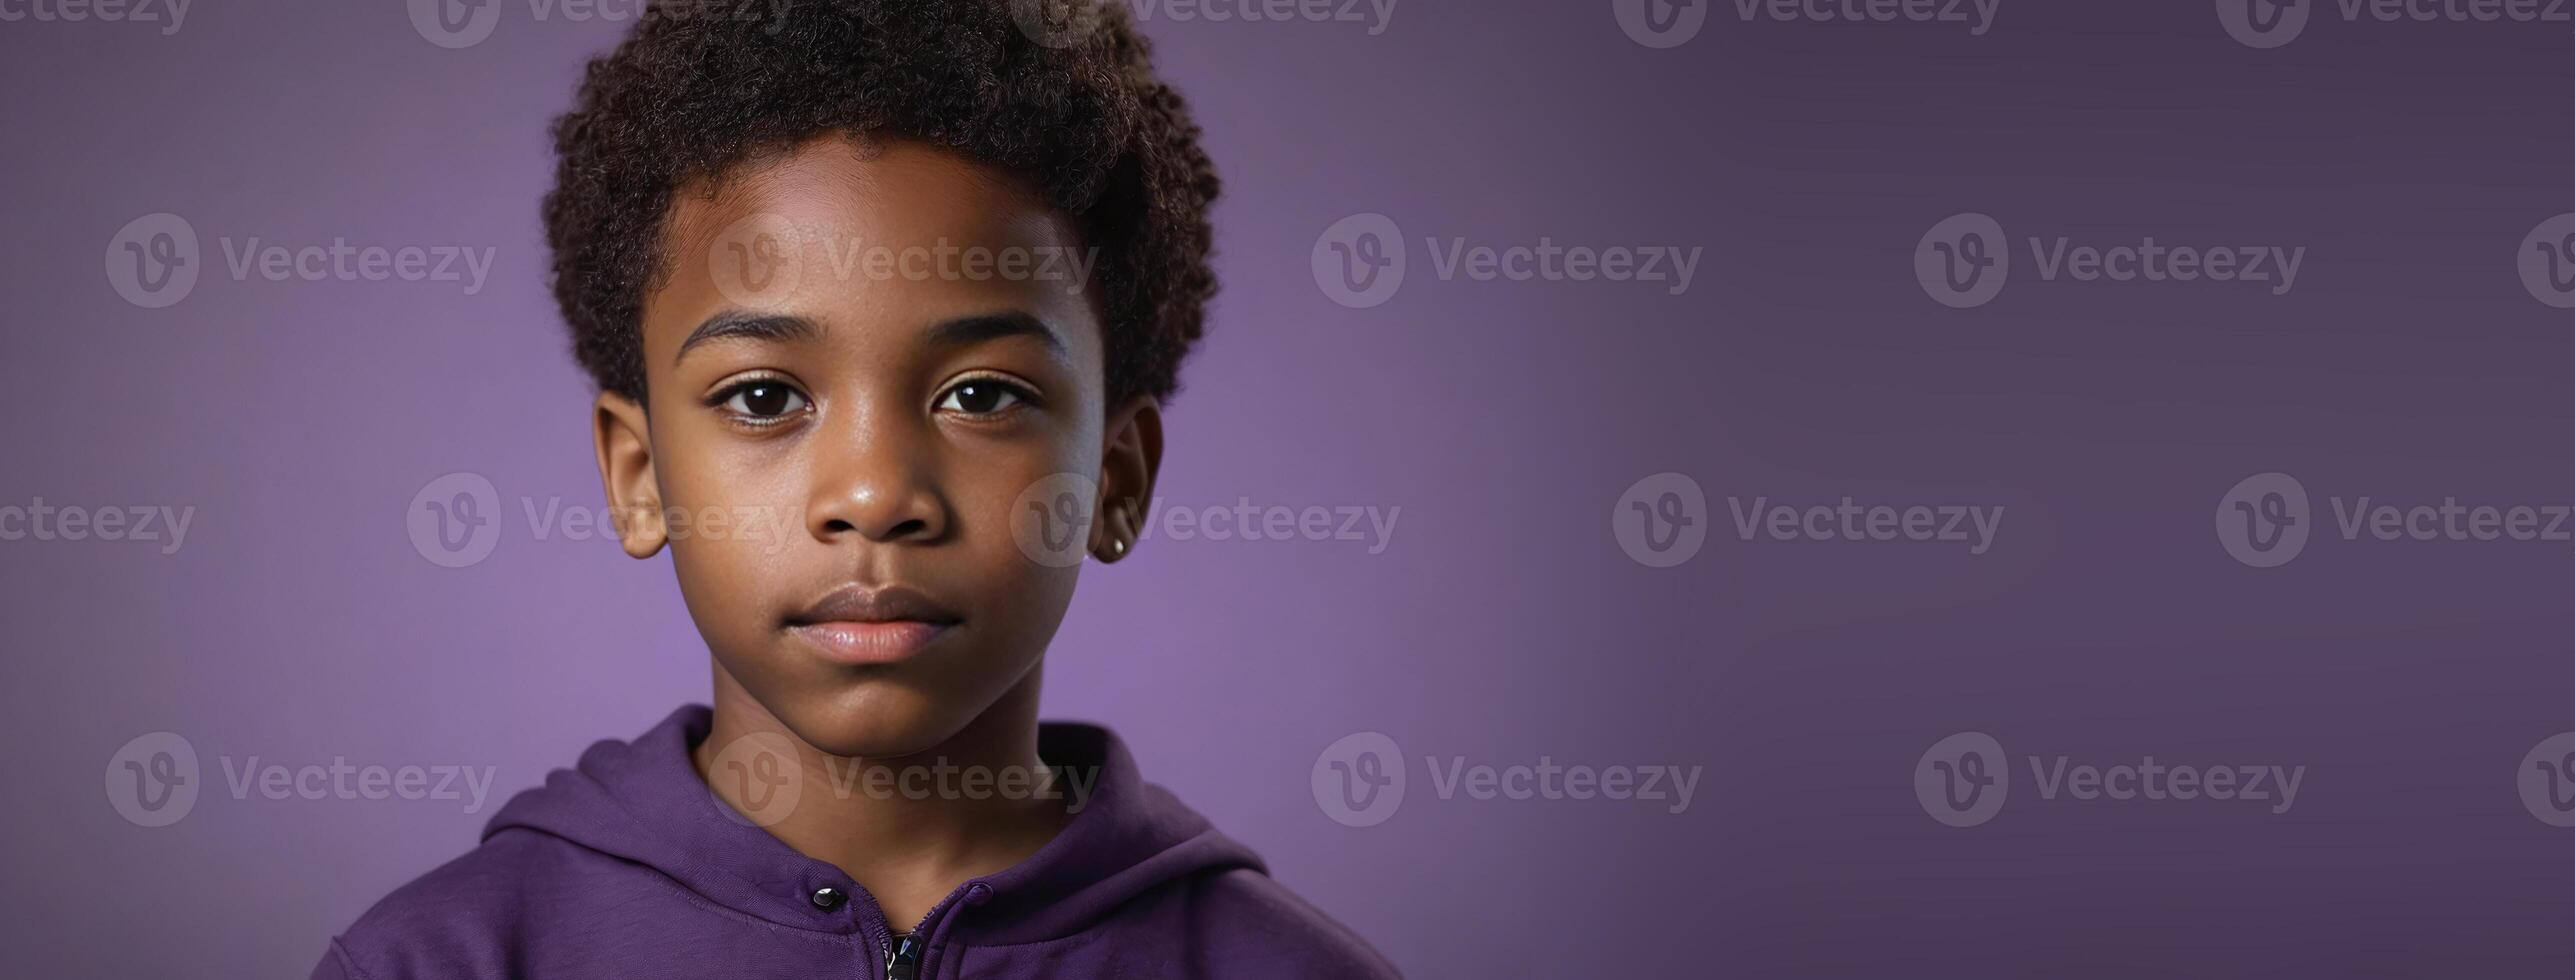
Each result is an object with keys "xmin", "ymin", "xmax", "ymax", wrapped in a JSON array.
[{"xmin": 312, "ymin": 2, "xmax": 1398, "ymax": 977}]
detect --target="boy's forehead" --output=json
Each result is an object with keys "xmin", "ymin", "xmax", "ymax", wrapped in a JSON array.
[
  {"xmin": 642, "ymin": 136, "xmax": 1103, "ymax": 365},
  {"xmin": 666, "ymin": 137, "xmax": 1077, "ymax": 263}
]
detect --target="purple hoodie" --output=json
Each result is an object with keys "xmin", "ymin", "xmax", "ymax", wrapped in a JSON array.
[{"xmin": 311, "ymin": 706, "xmax": 1397, "ymax": 979}]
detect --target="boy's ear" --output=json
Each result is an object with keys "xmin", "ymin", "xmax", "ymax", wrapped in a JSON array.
[
  {"xmin": 1091, "ymin": 394, "xmax": 1162, "ymax": 563},
  {"xmin": 592, "ymin": 391, "xmax": 669, "ymax": 559}
]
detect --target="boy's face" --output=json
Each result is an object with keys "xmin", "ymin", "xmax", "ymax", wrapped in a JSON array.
[{"xmin": 592, "ymin": 135, "xmax": 1153, "ymax": 758}]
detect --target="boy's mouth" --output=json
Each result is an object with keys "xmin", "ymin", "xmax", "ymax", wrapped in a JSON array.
[{"xmin": 783, "ymin": 584, "xmax": 961, "ymax": 665}]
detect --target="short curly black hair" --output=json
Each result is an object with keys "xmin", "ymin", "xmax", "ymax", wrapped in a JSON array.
[{"xmin": 542, "ymin": 0, "xmax": 1219, "ymax": 406}]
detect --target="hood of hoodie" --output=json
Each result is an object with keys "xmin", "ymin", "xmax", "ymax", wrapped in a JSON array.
[{"xmin": 481, "ymin": 705, "xmax": 1266, "ymax": 945}]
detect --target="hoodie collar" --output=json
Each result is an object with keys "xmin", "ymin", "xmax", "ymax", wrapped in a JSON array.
[{"xmin": 482, "ymin": 705, "xmax": 1264, "ymax": 943}]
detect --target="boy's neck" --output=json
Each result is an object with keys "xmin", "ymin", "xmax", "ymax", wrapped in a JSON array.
[{"xmin": 689, "ymin": 664, "xmax": 1069, "ymax": 928}]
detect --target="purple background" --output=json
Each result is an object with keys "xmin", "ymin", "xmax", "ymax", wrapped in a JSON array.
[{"xmin": 9, "ymin": 1, "xmax": 2575, "ymax": 976}]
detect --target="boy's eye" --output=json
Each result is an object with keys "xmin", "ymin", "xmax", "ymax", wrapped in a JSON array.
[
  {"xmin": 934, "ymin": 379, "xmax": 1030, "ymax": 417},
  {"xmin": 717, "ymin": 381, "xmax": 810, "ymax": 420}
]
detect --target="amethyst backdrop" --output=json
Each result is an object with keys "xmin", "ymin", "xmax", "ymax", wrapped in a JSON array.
[{"xmin": 8, "ymin": 0, "xmax": 2575, "ymax": 976}]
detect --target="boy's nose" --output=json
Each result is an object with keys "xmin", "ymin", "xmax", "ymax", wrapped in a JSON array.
[{"xmin": 803, "ymin": 411, "xmax": 948, "ymax": 545}]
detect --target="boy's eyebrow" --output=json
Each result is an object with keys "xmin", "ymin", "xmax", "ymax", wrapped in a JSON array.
[
  {"xmin": 675, "ymin": 309, "xmax": 1068, "ymax": 364},
  {"xmin": 924, "ymin": 311, "xmax": 1067, "ymax": 357},
  {"xmin": 676, "ymin": 311, "xmax": 822, "ymax": 364}
]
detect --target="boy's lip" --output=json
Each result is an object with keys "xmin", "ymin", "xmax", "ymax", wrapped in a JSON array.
[
  {"xmin": 787, "ymin": 583, "xmax": 961, "ymax": 626},
  {"xmin": 784, "ymin": 584, "xmax": 961, "ymax": 665}
]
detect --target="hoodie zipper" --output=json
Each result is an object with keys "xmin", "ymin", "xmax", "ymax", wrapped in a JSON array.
[
  {"xmin": 870, "ymin": 881, "xmax": 987, "ymax": 980},
  {"xmin": 885, "ymin": 932, "xmax": 921, "ymax": 980}
]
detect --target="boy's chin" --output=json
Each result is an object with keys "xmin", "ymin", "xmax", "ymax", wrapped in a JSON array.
[{"xmin": 769, "ymin": 690, "xmax": 978, "ymax": 760}]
